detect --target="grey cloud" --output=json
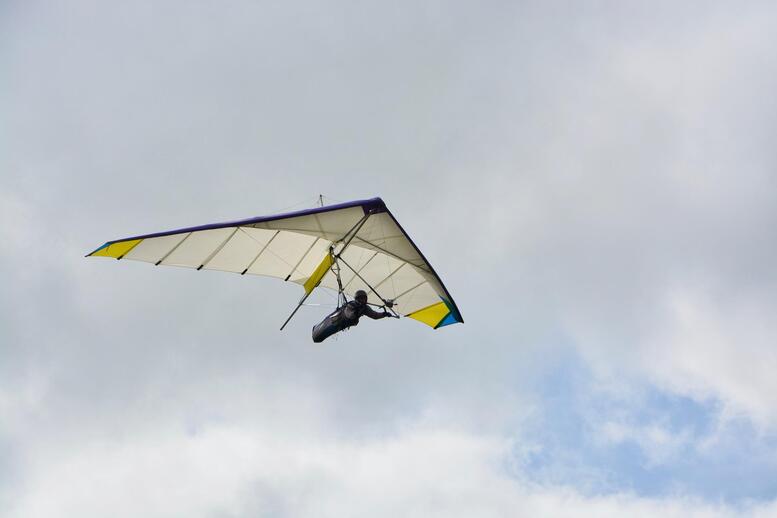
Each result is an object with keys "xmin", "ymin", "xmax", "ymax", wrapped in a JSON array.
[{"xmin": 3, "ymin": 0, "xmax": 777, "ymax": 514}]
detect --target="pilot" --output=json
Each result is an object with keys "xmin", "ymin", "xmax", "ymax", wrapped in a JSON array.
[{"xmin": 312, "ymin": 290, "xmax": 392, "ymax": 342}]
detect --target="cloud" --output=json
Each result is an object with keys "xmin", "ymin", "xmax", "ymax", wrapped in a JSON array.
[
  {"xmin": 8, "ymin": 415, "xmax": 775, "ymax": 518},
  {"xmin": 483, "ymin": 0, "xmax": 777, "ymax": 430},
  {"xmin": 643, "ymin": 289, "xmax": 777, "ymax": 427},
  {"xmin": 2, "ymin": 0, "xmax": 777, "ymax": 514}
]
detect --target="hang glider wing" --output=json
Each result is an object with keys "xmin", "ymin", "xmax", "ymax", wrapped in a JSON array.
[{"xmin": 87, "ymin": 197, "xmax": 463, "ymax": 329}]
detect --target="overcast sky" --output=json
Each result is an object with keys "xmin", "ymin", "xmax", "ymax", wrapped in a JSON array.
[{"xmin": 3, "ymin": 1, "xmax": 777, "ymax": 516}]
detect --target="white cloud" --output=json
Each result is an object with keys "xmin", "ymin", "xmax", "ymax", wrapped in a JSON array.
[
  {"xmin": 8, "ymin": 418, "xmax": 774, "ymax": 518},
  {"xmin": 3, "ymin": 0, "xmax": 777, "ymax": 513},
  {"xmin": 486, "ymin": 0, "xmax": 777, "ymax": 431},
  {"xmin": 646, "ymin": 289, "xmax": 777, "ymax": 428}
]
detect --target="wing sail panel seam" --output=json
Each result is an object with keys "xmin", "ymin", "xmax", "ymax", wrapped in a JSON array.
[
  {"xmin": 240, "ymin": 229, "xmax": 279, "ymax": 275},
  {"xmin": 155, "ymin": 233, "xmax": 192, "ymax": 265},
  {"xmin": 198, "ymin": 227, "xmax": 239, "ymax": 270}
]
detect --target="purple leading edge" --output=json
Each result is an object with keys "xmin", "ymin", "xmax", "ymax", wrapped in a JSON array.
[{"xmin": 92, "ymin": 197, "xmax": 387, "ymax": 248}]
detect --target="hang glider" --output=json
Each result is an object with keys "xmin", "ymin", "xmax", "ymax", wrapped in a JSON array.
[{"xmin": 86, "ymin": 197, "xmax": 463, "ymax": 330}]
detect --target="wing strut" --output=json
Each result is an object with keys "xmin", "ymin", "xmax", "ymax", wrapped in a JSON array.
[
  {"xmin": 337, "ymin": 255, "xmax": 400, "ymax": 318},
  {"xmin": 279, "ymin": 209, "xmax": 373, "ymax": 331}
]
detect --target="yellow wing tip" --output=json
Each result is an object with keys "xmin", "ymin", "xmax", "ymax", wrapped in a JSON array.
[
  {"xmin": 88, "ymin": 239, "xmax": 143, "ymax": 259},
  {"xmin": 406, "ymin": 301, "xmax": 450, "ymax": 328}
]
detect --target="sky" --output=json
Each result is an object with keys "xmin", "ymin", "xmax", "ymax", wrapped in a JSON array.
[{"xmin": 2, "ymin": 0, "xmax": 777, "ymax": 516}]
